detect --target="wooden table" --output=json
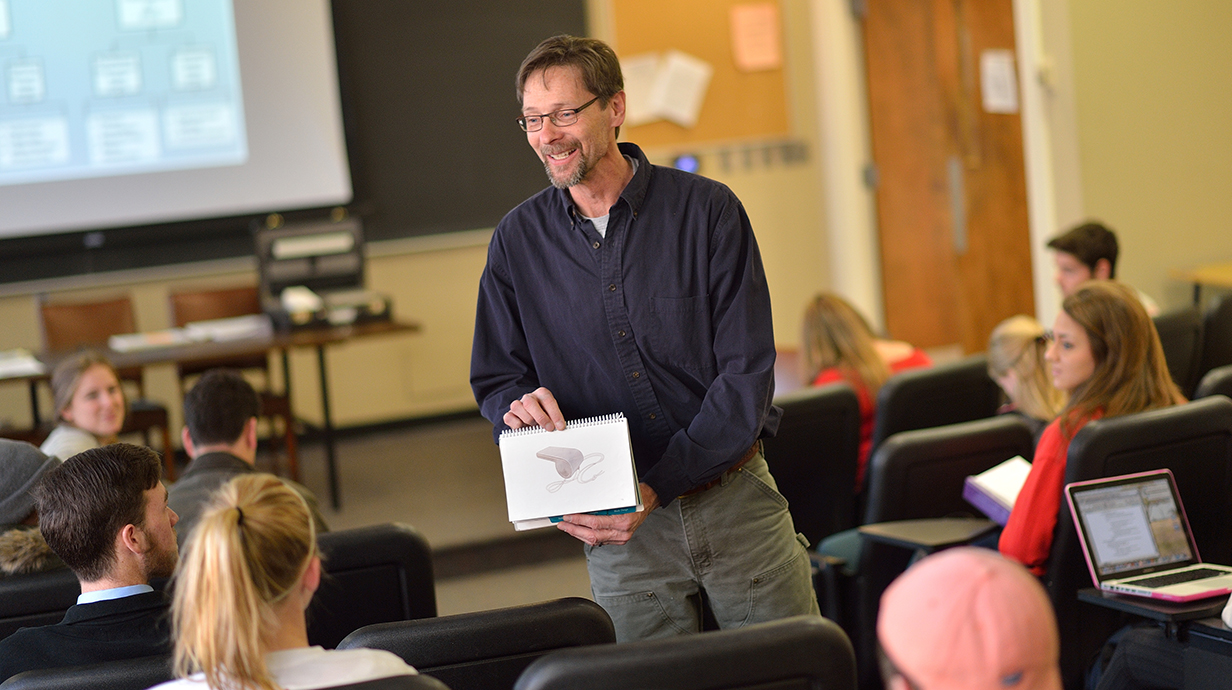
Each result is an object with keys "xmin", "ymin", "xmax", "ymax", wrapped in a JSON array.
[
  {"xmin": 4, "ymin": 319, "xmax": 420, "ymax": 510},
  {"xmin": 1172, "ymin": 261, "xmax": 1232, "ymax": 305}
]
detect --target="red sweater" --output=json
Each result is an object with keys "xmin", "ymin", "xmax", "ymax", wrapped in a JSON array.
[
  {"xmin": 999, "ymin": 412, "xmax": 1099, "ymax": 575},
  {"xmin": 811, "ymin": 348, "xmax": 933, "ymax": 490}
]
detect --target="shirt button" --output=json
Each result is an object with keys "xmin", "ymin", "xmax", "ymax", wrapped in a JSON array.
[
  {"xmin": 618, "ymin": 330, "xmax": 626, "ymax": 337},
  {"xmin": 593, "ymin": 241, "xmax": 601, "ymax": 249},
  {"xmin": 649, "ymin": 413, "xmax": 656, "ymax": 420},
  {"xmin": 632, "ymin": 372, "xmax": 640, "ymax": 378},
  {"xmin": 608, "ymin": 284, "xmax": 617, "ymax": 292}
]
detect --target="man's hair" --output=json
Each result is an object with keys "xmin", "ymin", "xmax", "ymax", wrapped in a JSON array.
[
  {"xmin": 31, "ymin": 443, "xmax": 161, "ymax": 582},
  {"xmin": 1046, "ymin": 221, "xmax": 1119, "ymax": 278},
  {"xmin": 516, "ymin": 35, "xmax": 624, "ymax": 137},
  {"xmin": 183, "ymin": 369, "xmax": 261, "ymax": 447}
]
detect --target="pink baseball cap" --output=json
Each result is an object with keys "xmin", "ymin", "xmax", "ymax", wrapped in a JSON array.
[{"xmin": 877, "ymin": 547, "xmax": 1062, "ymax": 690}]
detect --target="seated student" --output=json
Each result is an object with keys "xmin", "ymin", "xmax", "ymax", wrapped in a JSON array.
[
  {"xmin": 0, "ymin": 439, "xmax": 63, "ymax": 578},
  {"xmin": 151, "ymin": 474, "xmax": 417, "ymax": 690},
  {"xmin": 801, "ymin": 293, "xmax": 932, "ymax": 490},
  {"xmin": 169, "ymin": 369, "xmax": 327, "ymax": 549},
  {"xmin": 999, "ymin": 281, "xmax": 1184, "ymax": 575},
  {"xmin": 1047, "ymin": 221, "xmax": 1159, "ymax": 316},
  {"xmin": 878, "ymin": 547, "xmax": 1062, "ymax": 690},
  {"xmin": 0, "ymin": 443, "xmax": 178, "ymax": 682},
  {"xmin": 40, "ymin": 352, "xmax": 127, "ymax": 461},
  {"xmin": 987, "ymin": 315, "xmax": 1065, "ymax": 444}
]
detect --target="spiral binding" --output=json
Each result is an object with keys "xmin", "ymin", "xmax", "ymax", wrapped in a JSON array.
[{"xmin": 499, "ymin": 412, "xmax": 625, "ymax": 439}]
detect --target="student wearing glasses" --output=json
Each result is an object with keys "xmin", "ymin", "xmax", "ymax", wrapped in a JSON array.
[{"xmin": 471, "ymin": 35, "xmax": 818, "ymax": 642}]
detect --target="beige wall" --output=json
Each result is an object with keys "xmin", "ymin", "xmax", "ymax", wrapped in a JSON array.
[{"xmin": 1066, "ymin": 0, "xmax": 1232, "ymax": 309}]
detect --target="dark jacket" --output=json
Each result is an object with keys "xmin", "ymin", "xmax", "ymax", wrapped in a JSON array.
[
  {"xmin": 168, "ymin": 451, "xmax": 328, "ymax": 549},
  {"xmin": 0, "ymin": 590, "xmax": 171, "ymax": 682}
]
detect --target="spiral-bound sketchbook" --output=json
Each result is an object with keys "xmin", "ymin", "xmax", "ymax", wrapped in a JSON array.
[{"xmin": 499, "ymin": 413, "xmax": 641, "ymax": 531}]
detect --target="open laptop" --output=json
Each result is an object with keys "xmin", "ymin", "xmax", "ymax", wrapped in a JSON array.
[{"xmin": 1065, "ymin": 469, "xmax": 1232, "ymax": 602}]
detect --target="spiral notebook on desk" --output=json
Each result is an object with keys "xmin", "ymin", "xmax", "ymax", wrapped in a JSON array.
[{"xmin": 499, "ymin": 413, "xmax": 642, "ymax": 531}]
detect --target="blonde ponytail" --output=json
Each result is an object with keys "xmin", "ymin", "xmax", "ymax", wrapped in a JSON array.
[{"xmin": 172, "ymin": 474, "xmax": 316, "ymax": 690}]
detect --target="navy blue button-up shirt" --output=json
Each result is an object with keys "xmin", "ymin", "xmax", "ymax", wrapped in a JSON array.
[{"xmin": 471, "ymin": 143, "xmax": 780, "ymax": 502}]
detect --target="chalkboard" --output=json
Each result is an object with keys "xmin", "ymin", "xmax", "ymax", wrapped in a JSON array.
[
  {"xmin": 331, "ymin": 0, "xmax": 587, "ymax": 241},
  {"xmin": 0, "ymin": 1, "xmax": 586, "ymax": 284}
]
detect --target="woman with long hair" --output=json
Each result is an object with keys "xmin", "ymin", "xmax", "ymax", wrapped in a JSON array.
[
  {"xmin": 999, "ymin": 281, "xmax": 1184, "ymax": 575},
  {"xmin": 151, "ymin": 474, "xmax": 416, "ymax": 690},
  {"xmin": 801, "ymin": 293, "xmax": 932, "ymax": 490},
  {"xmin": 986, "ymin": 315, "xmax": 1066, "ymax": 442},
  {"xmin": 40, "ymin": 351, "xmax": 126, "ymax": 460}
]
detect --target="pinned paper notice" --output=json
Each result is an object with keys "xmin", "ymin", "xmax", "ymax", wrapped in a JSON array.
[
  {"xmin": 980, "ymin": 49, "xmax": 1020, "ymax": 114},
  {"xmin": 730, "ymin": 2, "xmax": 782, "ymax": 72},
  {"xmin": 621, "ymin": 53, "xmax": 662, "ymax": 127},
  {"xmin": 619, "ymin": 50, "xmax": 713, "ymax": 129},
  {"xmin": 648, "ymin": 50, "xmax": 713, "ymax": 128}
]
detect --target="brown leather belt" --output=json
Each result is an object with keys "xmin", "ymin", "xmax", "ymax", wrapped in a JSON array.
[{"xmin": 679, "ymin": 442, "xmax": 760, "ymax": 497}]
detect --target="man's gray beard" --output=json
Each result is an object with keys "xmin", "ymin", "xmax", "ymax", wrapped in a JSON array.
[{"xmin": 544, "ymin": 154, "xmax": 590, "ymax": 189}]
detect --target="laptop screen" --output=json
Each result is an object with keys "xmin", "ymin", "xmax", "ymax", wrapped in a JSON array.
[{"xmin": 1068, "ymin": 473, "xmax": 1195, "ymax": 577}]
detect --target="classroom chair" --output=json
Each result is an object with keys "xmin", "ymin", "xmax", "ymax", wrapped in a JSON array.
[
  {"xmin": 0, "ymin": 568, "xmax": 81, "ymax": 642},
  {"xmin": 1045, "ymin": 396, "xmax": 1232, "ymax": 689},
  {"xmin": 0, "ymin": 654, "xmax": 171, "ymax": 690},
  {"xmin": 338, "ymin": 598, "xmax": 615, "ymax": 690},
  {"xmin": 169, "ymin": 285, "xmax": 298, "ymax": 480},
  {"xmin": 818, "ymin": 415, "xmax": 1036, "ymax": 689},
  {"xmin": 1153, "ymin": 305, "xmax": 1205, "ymax": 398},
  {"xmin": 868, "ymin": 354, "xmax": 1002, "ymax": 458},
  {"xmin": 37, "ymin": 294, "xmax": 176, "ymax": 478},
  {"xmin": 512, "ymin": 615, "xmax": 855, "ymax": 690},
  {"xmin": 1195, "ymin": 364, "xmax": 1232, "ymax": 400},
  {"xmin": 1200, "ymin": 294, "xmax": 1232, "ymax": 378},
  {"xmin": 762, "ymin": 382, "xmax": 862, "ymax": 545},
  {"xmin": 309, "ymin": 523, "xmax": 437, "ymax": 649}
]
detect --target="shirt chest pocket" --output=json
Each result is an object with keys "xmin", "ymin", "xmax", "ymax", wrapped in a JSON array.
[{"xmin": 646, "ymin": 295, "xmax": 714, "ymax": 373}]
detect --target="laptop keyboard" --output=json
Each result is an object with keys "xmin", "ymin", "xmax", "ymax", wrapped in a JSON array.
[{"xmin": 1127, "ymin": 567, "xmax": 1230, "ymax": 588}]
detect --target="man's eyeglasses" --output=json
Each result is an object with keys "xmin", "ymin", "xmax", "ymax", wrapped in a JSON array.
[{"xmin": 517, "ymin": 96, "xmax": 600, "ymax": 132}]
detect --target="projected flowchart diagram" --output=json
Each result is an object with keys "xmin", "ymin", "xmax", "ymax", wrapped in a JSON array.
[{"xmin": 0, "ymin": 0, "xmax": 247, "ymax": 185}]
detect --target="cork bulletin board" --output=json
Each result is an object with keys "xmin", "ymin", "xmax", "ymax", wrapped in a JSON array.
[{"xmin": 610, "ymin": 0, "xmax": 790, "ymax": 147}]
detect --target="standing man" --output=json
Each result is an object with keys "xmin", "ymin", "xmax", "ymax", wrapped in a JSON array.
[
  {"xmin": 471, "ymin": 35, "xmax": 818, "ymax": 641},
  {"xmin": 0, "ymin": 443, "xmax": 178, "ymax": 682}
]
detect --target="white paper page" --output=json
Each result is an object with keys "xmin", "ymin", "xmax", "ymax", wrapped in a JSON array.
[
  {"xmin": 500, "ymin": 415, "xmax": 639, "ymax": 523},
  {"xmin": 648, "ymin": 50, "xmax": 713, "ymax": 128},
  {"xmin": 970, "ymin": 455, "xmax": 1031, "ymax": 509},
  {"xmin": 621, "ymin": 53, "xmax": 662, "ymax": 127},
  {"xmin": 980, "ymin": 49, "xmax": 1020, "ymax": 114}
]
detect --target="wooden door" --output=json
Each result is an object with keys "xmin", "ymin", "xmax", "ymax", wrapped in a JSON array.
[{"xmin": 863, "ymin": 0, "xmax": 1035, "ymax": 353}]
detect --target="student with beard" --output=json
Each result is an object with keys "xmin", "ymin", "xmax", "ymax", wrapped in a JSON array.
[{"xmin": 0, "ymin": 443, "xmax": 179, "ymax": 682}]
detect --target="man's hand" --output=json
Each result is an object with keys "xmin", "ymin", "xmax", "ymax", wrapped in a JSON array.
[
  {"xmin": 557, "ymin": 483, "xmax": 660, "ymax": 546},
  {"xmin": 504, "ymin": 387, "xmax": 566, "ymax": 431}
]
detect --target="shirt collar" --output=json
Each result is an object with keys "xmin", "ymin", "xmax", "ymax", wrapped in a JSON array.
[
  {"xmin": 556, "ymin": 142, "xmax": 652, "ymax": 223},
  {"xmin": 77, "ymin": 583, "xmax": 154, "ymax": 605}
]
